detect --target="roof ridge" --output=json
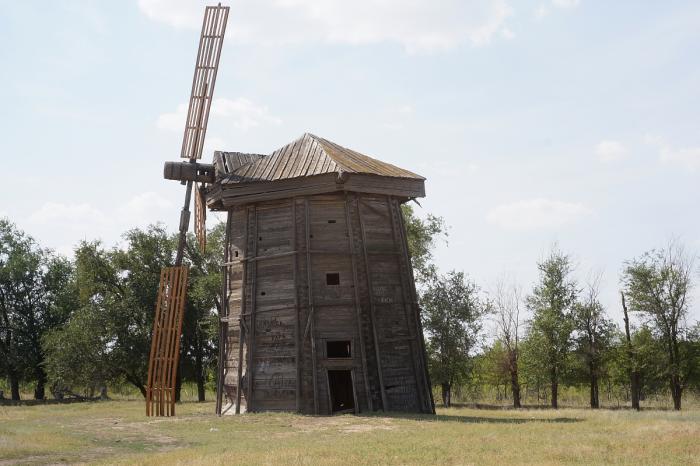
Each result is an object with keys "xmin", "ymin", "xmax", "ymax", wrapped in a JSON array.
[
  {"xmin": 305, "ymin": 133, "xmax": 356, "ymax": 174},
  {"xmin": 221, "ymin": 132, "xmax": 424, "ymax": 183}
]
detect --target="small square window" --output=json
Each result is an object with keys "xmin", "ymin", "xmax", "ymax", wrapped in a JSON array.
[
  {"xmin": 327, "ymin": 340, "xmax": 351, "ymax": 358},
  {"xmin": 326, "ymin": 272, "xmax": 340, "ymax": 286}
]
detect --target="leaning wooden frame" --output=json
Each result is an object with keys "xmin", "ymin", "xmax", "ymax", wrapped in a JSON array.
[{"xmin": 146, "ymin": 266, "xmax": 189, "ymax": 417}]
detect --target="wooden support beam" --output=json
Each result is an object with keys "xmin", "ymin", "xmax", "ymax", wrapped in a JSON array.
[
  {"xmin": 357, "ymin": 196, "xmax": 388, "ymax": 411},
  {"xmin": 387, "ymin": 196, "xmax": 425, "ymax": 413},
  {"xmin": 215, "ymin": 211, "xmax": 232, "ymax": 415},
  {"xmin": 245, "ymin": 206, "xmax": 258, "ymax": 412},
  {"xmin": 304, "ymin": 198, "xmax": 319, "ymax": 415},
  {"xmin": 345, "ymin": 193, "xmax": 373, "ymax": 412},
  {"xmin": 293, "ymin": 199, "xmax": 301, "ymax": 413},
  {"xmin": 235, "ymin": 208, "xmax": 249, "ymax": 415}
]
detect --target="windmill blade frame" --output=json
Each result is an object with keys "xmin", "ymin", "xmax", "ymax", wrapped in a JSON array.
[
  {"xmin": 181, "ymin": 5, "xmax": 229, "ymax": 161},
  {"xmin": 146, "ymin": 3, "xmax": 229, "ymax": 417}
]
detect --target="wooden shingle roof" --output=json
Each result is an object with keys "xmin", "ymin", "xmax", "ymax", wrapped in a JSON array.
[
  {"xmin": 213, "ymin": 151, "xmax": 265, "ymax": 176},
  {"xmin": 221, "ymin": 133, "xmax": 423, "ymax": 184}
]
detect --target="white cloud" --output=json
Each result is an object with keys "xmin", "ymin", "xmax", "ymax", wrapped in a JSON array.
[
  {"xmin": 22, "ymin": 193, "xmax": 178, "ymax": 257},
  {"xmin": 535, "ymin": 0, "xmax": 579, "ymax": 19},
  {"xmin": 156, "ymin": 103, "xmax": 187, "ymax": 132},
  {"xmin": 644, "ymin": 135, "xmax": 700, "ymax": 171},
  {"xmin": 212, "ymin": 98, "xmax": 282, "ymax": 130},
  {"xmin": 551, "ymin": 0, "xmax": 580, "ymax": 8},
  {"xmin": 487, "ymin": 198, "xmax": 593, "ymax": 230},
  {"xmin": 396, "ymin": 104, "xmax": 414, "ymax": 115},
  {"xmin": 157, "ymin": 97, "xmax": 282, "ymax": 134},
  {"xmin": 26, "ymin": 202, "xmax": 110, "ymax": 229},
  {"xmin": 117, "ymin": 192, "xmax": 174, "ymax": 228},
  {"xmin": 138, "ymin": 0, "xmax": 201, "ymax": 29},
  {"xmin": 138, "ymin": 0, "xmax": 515, "ymax": 53},
  {"xmin": 500, "ymin": 27, "xmax": 515, "ymax": 40},
  {"xmin": 660, "ymin": 146, "xmax": 700, "ymax": 171},
  {"xmin": 535, "ymin": 5, "xmax": 549, "ymax": 19},
  {"xmin": 596, "ymin": 140, "xmax": 627, "ymax": 162}
]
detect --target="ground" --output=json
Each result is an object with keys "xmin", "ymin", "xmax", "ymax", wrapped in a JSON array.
[{"xmin": 1, "ymin": 401, "xmax": 699, "ymax": 465}]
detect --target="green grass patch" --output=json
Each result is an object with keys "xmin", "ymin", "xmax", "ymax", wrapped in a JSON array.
[{"xmin": 1, "ymin": 401, "xmax": 698, "ymax": 465}]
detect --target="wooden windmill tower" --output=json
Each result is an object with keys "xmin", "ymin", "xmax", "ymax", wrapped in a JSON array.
[
  {"xmin": 155, "ymin": 4, "xmax": 434, "ymax": 417},
  {"xmin": 145, "ymin": 4, "xmax": 229, "ymax": 417}
]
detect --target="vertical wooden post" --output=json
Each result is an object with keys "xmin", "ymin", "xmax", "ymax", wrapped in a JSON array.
[
  {"xmin": 345, "ymin": 193, "xmax": 372, "ymax": 411},
  {"xmin": 215, "ymin": 210, "xmax": 232, "ymax": 415},
  {"xmin": 235, "ymin": 209, "xmax": 249, "ymax": 414},
  {"xmin": 304, "ymin": 198, "xmax": 319, "ymax": 414},
  {"xmin": 357, "ymin": 196, "xmax": 389, "ymax": 411},
  {"xmin": 293, "ymin": 199, "xmax": 301, "ymax": 412},
  {"xmin": 246, "ymin": 205, "xmax": 258, "ymax": 412}
]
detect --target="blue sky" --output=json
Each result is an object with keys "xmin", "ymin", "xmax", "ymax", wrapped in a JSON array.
[{"xmin": 1, "ymin": 0, "xmax": 698, "ymax": 324}]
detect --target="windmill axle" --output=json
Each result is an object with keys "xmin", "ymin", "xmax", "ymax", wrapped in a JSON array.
[{"xmin": 164, "ymin": 161, "xmax": 215, "ymax": 184}]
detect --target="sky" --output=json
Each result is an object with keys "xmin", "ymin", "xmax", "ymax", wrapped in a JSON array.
[{"xmin": 1, "ymin": 0, "xmax": 699, "ymax": 325}]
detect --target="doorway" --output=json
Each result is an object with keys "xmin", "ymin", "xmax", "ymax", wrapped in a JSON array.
[{"xmin": 327, "ymin": 370, "xmax": 355, "ymax": 414}]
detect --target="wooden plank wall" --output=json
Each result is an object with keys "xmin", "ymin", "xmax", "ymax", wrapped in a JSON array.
[
  {"xmin": 357, "ymin": 196, "xmax": 424, "ymax": 412},
  {"xmin": 222, "ymin": 207, "xmax": 247, "ymax": 412},
  {"xmin": 222, "ymin": 193, "xmax": 431, "ymax": 414},
  {"xmin": 306, "ymin": 196, "xmax": 366, "ymax": 414}
]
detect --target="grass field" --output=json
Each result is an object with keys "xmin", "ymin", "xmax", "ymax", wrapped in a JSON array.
[{"xmin": 1, "ymin": 401, "xmax": 699, "ymax": 465}]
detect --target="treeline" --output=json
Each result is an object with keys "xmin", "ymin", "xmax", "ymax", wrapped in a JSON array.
[
  {"xmin": 420, "ymin": 241, "xmax": 700, "ymax": 411},
  {"xmin": 1, "ymin": 211, "xmax": 699, "ymax": 410},
  {"xmin": 0, "ymin": 218, "xmax": 223, "ymax": 402}
]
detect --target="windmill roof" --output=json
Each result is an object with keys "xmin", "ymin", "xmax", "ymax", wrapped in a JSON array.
[{"xmin": 219, "ymin": 133, "xmax": 424, "ymax": 184}]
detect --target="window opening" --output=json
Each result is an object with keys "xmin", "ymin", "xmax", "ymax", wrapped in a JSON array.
[
  {"xmin": 327, "ymin": 340, "xmax": 351, "ymax": 359},
  {"xmin": 326, "ymin": 273, "xmax": 340, "ymax": 286}
]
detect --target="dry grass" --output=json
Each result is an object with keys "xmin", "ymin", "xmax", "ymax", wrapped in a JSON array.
[{"xmin": 0, "ymin": 400, "xmax": 698, "ymax": 465}]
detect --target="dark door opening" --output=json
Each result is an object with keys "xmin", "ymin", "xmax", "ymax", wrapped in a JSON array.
[{"xmin": 327, "ymin": 370, "xmax": 355, "ymax": 414}]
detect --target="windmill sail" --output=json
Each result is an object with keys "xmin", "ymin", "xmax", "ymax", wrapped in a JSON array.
[
  {"xmin": 181, "ymin": 5, "xmax": 229, "ymax": 161},
  {"xmin": 146, "ymin": 3, "xmax": 229, "ymax": 417}
]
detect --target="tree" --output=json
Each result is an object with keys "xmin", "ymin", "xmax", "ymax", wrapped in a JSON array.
[
  {"xmin": 621, "ymin": 291, "xmax": 641, "ymax": 410},
  {"xmin": 401, "ymin": 204, "xmax": 447, "ymax": 283},
  {"xmin": 42, "ymin": 303, "xmax": 114, "ymax": 398},
  {"xmin": 0, "ymin": 219, "xmax": 76, "ymax": 400},
  {"xmin": 182, "ymin": 222, "xmax": 225, "ymax": 402},
  {"xmin": 421, "ymin": 270, "xmax": 487, "ymax": 407},
  {"xmin": 573, "ymin": 274, "xmax": 616, "ymax": 408},
  {"xmin": 526, "ymin": 247, "xmax": 578, "ymax": 409},
  {"xmin": 492, "ymin": 278, "xmax": 522, "ymax": 408},
  {"xmin": 622, "ymin": 240, "xmax": 696, "ymax": 410},
  {"xmin": 45, "ymin": 226, "xmax": 176, "ymax": 398}
]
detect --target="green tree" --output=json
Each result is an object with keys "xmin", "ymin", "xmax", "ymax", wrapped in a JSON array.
[
  {"xmin": 182, "ymin": 222, "xmax": 225, "ymax": 401},
  {"xmin": 0, "ymin": 219, "xmax": 76, "ymax": 400},
  {"xmin": 526, "ymin": 247, "xmax": 578, "ymax": 409},
  {"xmin": 45, "ymin": 226, "xmax": 175, "ymax": 398},
  {"xmin": 421, "ymin": 270, "xmax": 487, "ymax": 407},
  {"xmin": 622, "ymin": 241, "xmax": 696, "ymax": 410},
  {"xmin": 573, "ymin": 275, "xmax": 616, "ymax": 408},
  {"xmin": 401, "ymin": 204, "xmax": 447, "ymax": 283},
  {"xmin": 42, "ymin": 303, "xmax": 114, "ymax": 398}
]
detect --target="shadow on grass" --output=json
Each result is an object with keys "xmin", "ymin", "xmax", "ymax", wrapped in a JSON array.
[
  {"xmin": 378, "ymin": 412, "xmax": 582, "ymax": 424},
  {"xmin": 0, "ymin": 397, "xmax": 106, "ymax": 407},
  {"xmin": 442, "ymin": 402, "xmax": 676, "ymax": 412}
]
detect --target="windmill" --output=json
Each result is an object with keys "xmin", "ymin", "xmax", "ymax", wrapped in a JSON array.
[{"xmin": 145, "ymin": 3, "xmax": 229, "ymax": 417}]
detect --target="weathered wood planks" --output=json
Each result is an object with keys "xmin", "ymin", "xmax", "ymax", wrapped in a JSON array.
[{"xmin": 215, "ymin": 192, "xmax": 433, "ymax": 415}]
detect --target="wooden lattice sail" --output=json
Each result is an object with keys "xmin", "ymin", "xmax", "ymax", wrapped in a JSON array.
[
  {"xmin": 146, "ymin": 3, "xmax": 229, "ymax": 416},
  {"xmin": 146, "ymin": 266, "xmax": 189, "ymax": 417}
]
